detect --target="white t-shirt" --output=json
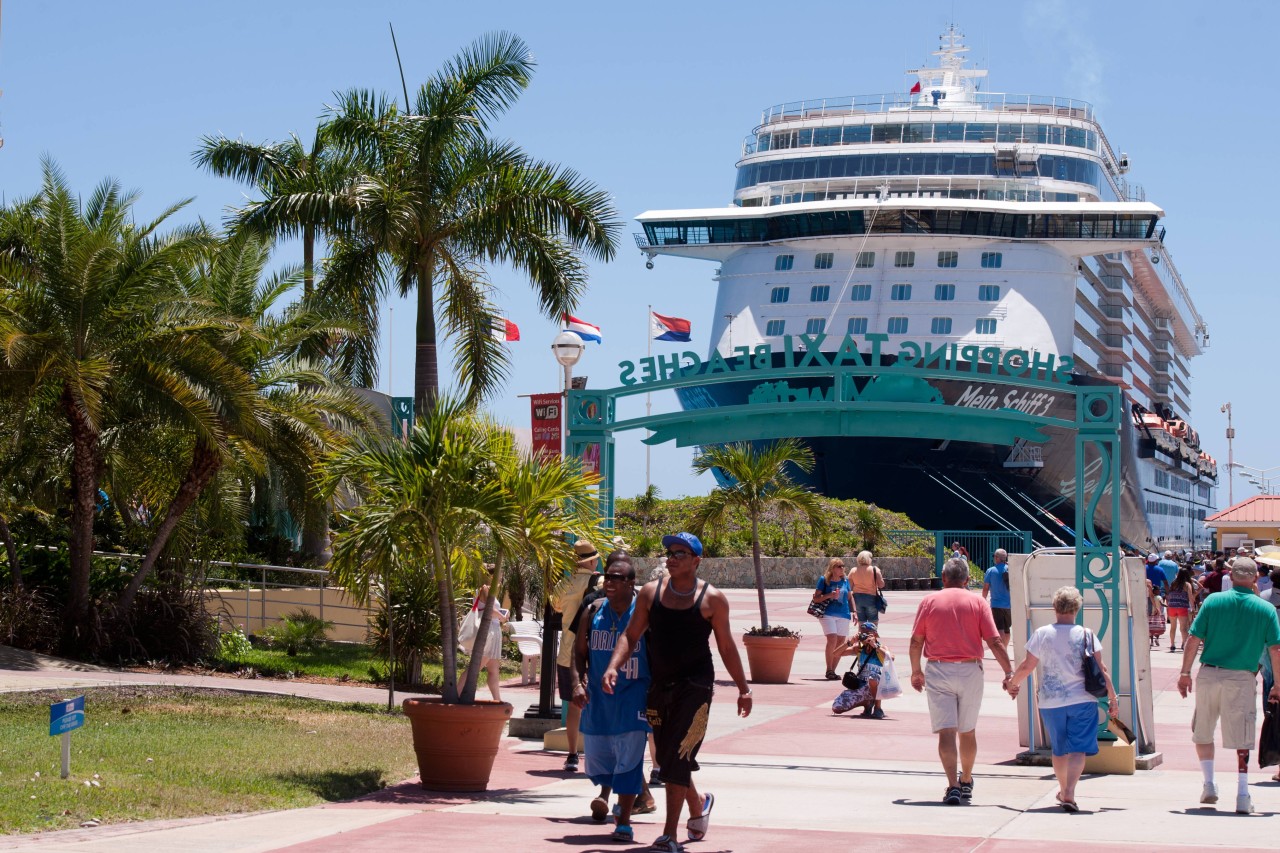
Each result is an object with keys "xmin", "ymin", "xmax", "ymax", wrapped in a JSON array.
[{"xmin": 1024, "ymin": 623, "xmax": 1102, "ymax": 709}]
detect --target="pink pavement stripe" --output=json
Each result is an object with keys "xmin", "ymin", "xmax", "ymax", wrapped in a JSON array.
[{"xmin": 270, "ymin": 809, "xmax": 1241, "ymax": 853}]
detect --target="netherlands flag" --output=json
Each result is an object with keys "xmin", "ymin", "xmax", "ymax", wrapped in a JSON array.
[
  {"xmin": 490, "ymin": 317, "xmax": 520, "ymax": 342},
  {"xmin": 651, "ymin": 311, "xmax": 692, "ymax": 343},
  {"xmin": 562, "ymin": 313, "xmax": 602, "ymax": 344}
]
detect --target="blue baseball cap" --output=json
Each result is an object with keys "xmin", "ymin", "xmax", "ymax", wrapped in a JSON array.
[
  {"xmin": 859, "ymin": 622, "xmax": 878, "ymax": 634},
  {"xmin": 661, "ymin": 532, "xmax": 703, "ymax": 557}
]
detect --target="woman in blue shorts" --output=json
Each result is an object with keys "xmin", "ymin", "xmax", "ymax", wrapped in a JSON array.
[
  {"xmin": 813, "ymin": 558, "xmax": 852, "ymax": 680},
  {"xmin": 1007, "ymin": 586, "xmax": 1119, "ymax": 812}
]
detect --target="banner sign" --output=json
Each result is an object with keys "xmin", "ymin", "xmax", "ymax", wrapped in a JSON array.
[
  {"xmin": 618, "ymin": 333, "xmax": 1073, "ymax": 388},
  {"xmin": 531, "ymin": 393, "xmax": 562, "ymax": 458}
]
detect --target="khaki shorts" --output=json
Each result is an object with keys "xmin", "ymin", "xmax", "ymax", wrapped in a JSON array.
[
  {"xmin": 925, "ymin": 661, "xmax": 985, "ymax": 734},
  {"xmin": 1192, "ymin": 665, "xmax": 1258, "ymax": 750}
]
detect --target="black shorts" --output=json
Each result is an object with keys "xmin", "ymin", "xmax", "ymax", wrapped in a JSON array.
[
  {"xmin": 992, "ymin": 607, "xmax": 1012, "ymax": 634},
  {"xmin": 557, "ymin": 665, "xmax": 575, "ymax": 702},
  {"xmin": 646, "ymin": 678, "xmax": 714, "ymax": 787}
]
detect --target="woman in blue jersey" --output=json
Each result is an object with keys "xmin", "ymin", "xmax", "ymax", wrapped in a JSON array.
[
  {"xmin": 814, "ymin": 557, "xmax": 852, "ymax": 680},
  {"xmin": 570, "ymin": 555, "xmax": 654, "ymax": 843}
]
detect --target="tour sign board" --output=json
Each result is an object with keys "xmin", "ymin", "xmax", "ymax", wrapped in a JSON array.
[{"xmin": 569, "ymin": 334, "xmax": 1125, "ymax": 679}]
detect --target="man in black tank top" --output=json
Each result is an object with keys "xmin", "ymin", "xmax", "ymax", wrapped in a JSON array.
[{"xmin": 603, "ymin": 532, "xmax": 751, "ymax": 853}]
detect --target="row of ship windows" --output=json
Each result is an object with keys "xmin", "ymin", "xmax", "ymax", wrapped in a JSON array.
[
  {"xmin": 1153, "ymin": 470, "xmax": 1194, "ymax": 495},
  {"xmin": 754, "ymin": 123, "xmax": 1099, "ymax": 152},
  {"xmin": 764, "ymin": 317, "xmax": 999, "ymax": 336},
  {"xmin": 1145, "ymin": 500, "xmax": 1206, "ymax": 520},
  {"xmin": 775, "ymin": 250, "xmax": 1002, "ymax": 271},
  {"xmin": 770, "ymin": 283, "xmax": 1002, "ymax": 303},
  {"xmin": 734, "ymin": 153, "xmax": 1102, "ymax": 193}
]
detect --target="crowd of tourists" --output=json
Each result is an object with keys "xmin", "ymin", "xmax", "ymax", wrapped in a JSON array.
[{"xmin": 526, "ymin": 537, "xmax": 1280, "ymax": 850}]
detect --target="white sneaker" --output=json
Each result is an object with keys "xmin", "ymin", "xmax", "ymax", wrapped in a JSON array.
[
  {"xmin": 1236, "ymin": 794, "xmax": 1254, "ymax": 814},
  {"xmin": 1200, "ymin": 781, "xmax": 1218, "ymax": 804}
]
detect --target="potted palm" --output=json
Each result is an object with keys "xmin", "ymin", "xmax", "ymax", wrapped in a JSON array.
[
  {"xmin": 691, "ymin": 439, "xmax": 825, "ymax": 683},
  {"xmin": 322, "ymin": 396, "xmax": 601, "ymax": 791}
]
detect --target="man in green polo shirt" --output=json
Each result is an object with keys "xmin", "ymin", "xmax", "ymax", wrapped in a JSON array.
[{"xmin": 1177, "ymin": 557, "xmax": 1280, "ymax": 814}]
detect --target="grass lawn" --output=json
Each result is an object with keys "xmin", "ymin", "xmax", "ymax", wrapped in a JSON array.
[
  {"xmin": 216, "ymin": 642, "xmax": 521, "ymax": 688},
  {"xmin": 0, "ymin": 687, "xmax": 418, "ymax": 834}
]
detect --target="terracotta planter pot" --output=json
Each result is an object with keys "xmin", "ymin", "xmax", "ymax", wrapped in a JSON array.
[
  {"xmin": 741, "ymin": 632, "xmax": 801, "ymax": 684},
  {"xmin": 402, "ymin": 697, "xmax": 513, "ymax": 791}
]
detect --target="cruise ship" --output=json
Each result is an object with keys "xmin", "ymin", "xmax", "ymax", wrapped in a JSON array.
[{"xmin": 634, "ymin": 28, "xmax": 1216, "ymax": 551}]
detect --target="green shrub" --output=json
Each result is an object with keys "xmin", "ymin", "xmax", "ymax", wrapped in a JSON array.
[
  {"xmin": 218, "ymin": 627, "xmax": 253, "ymax": 658},
  {"xmin": 260, "ymin": 609, "xmax": 333, "ymax": 656}
]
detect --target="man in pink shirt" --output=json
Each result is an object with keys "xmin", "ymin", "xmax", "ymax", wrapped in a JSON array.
[{"xmin": 910, "ymin": 558, "xmax": 1014, "ymax": 805}]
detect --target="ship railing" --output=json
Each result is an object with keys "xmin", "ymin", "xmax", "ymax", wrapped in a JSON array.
[
  {"xmin": 747, "ymin": 176, "xmax": 1098, "ymax": 206},
  {"xmin": 758, "ymin": 93, "xmax": 1094, "ymax": 127}
]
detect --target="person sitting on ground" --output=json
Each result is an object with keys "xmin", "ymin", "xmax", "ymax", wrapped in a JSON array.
[
  {"xmin": 1007, "ymin": 586, "xmax": 1119, "ymax": 812},
  {"xmin": 814, "ymin": 557, "xmax": 852, "ymax": 680},
  {"xmin": 833, "ymin": 622, "xmax": 895, "ymax": 718}
]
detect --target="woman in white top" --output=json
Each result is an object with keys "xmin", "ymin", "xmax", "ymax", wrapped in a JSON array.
[{"xmin": 1007, "ymin": 586, "xmax": 1119, "ymax": 812}]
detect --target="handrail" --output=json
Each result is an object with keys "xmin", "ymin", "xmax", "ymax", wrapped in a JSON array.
[{"xmin": 758, "ymin": 92, "xmax": 1095, "ymax": 127}]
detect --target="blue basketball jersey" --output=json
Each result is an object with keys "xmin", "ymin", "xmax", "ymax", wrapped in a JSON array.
[{"xmin": 581, "ymin": 596, "xmax": 651, "ymax": 735}]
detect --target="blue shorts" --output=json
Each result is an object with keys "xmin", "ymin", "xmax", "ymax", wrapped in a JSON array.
[
  {"xmin": 583, "ymin": 730, "xmax": 647, "ymax": 795},
  {"xmin": 1040, "ymin": 701, "xmax": 1101, "ymax": 757}
]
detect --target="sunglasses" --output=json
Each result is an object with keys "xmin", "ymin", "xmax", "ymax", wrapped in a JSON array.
[
  {"xmin": 664, "ymin": 550, "xmax": 693, "ymax": 560},
  {"xmin": 603, "ymin": 574, "xmax": 633, "ymax": 583}
]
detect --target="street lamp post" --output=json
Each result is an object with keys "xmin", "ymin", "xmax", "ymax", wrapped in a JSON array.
[
  {"xmin": 1233, "ymin": 462, "xmax": 1280, "ymax": 497},
  {"xmin": 1221, "ymin": 403, "xmax": 1234, "ymax": 507},
  {"xmin": 526, "ymin": 332, "xmax": 588, "ymax": 720}
]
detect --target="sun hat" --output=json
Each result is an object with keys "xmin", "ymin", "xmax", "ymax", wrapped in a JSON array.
[
  {"xmin": 661, "ymin": 532, "xmax": 703, "ymax": 557},
  {"xmin": 574, "ymin": 540, "xmax": 599, "ymax": 569}
]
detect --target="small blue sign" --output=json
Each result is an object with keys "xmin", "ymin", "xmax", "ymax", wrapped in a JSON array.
[{"xmin": 49, "ymin": 696, "xmax": 85, "ymax": 736}]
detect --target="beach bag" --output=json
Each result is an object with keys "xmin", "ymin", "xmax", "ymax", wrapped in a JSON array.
[
  {"xmin": 457, "ymin": 608, "xmax": 480, "ymax": 651},
  {"xmin": 878, "ymin": 655, "xmax": 902, "ymax": 700},
  {"xmin": 808, "ymin": 579, "xmax": 832, "ymax": 618},
  {"xmin": 1082, "ymin": 630, "xmax": 1109, "ymax": 699},
  {"xmin": 1259, "ymin": 701, "xmax": 1280, "ymax": 768},
  {"xmin": 875, "ymin": 590, "xmax": 889, "ymax": 614},
  {"xmin": 807, "ymin": 597, "xmax": 831, "ymax": 619}
]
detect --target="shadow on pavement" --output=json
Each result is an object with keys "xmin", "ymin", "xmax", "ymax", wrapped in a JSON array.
[{"xmin": 273, "ymin": 768, "xmax": 391, "ymax": 802}]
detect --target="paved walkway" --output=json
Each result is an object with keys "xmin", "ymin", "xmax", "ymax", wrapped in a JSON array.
[{"xmin": 2, "ymin": 588, "xmax": 1278, "ymax": 851}]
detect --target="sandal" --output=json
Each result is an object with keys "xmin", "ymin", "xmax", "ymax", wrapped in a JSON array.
[
  {"xmin": 611, "ymin": 825, "xmax": 634, "ymax": 843},
  {"xmin": 1056, "ymin": 792, "xmax": 1079, "ymax": 813},
  {"xmin": 634, "ymin": 798, "xmax": 658, "ymax": 815},
  {"xmin": 590, "ymin": 796, "xmax": 609, "ymax": 823},
  {"xmin": 651, "ymin": 835, "xmax": 684, "ymax": 853},
  {"xmin": 686, "ymin": 792, "xmax": 714, "ymax": 841}
]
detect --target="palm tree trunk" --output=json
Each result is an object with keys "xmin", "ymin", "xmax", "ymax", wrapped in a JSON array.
[
  {"xmin": 116, "ymin": 442, "xmax": 221, "ymax": 618},
  {"xmin": 0, "ymin": 515, "xmax": 21, "ymax": 590},
  {"xmin": 461, "ymin": 553, "xmax": 504, "ymax": 704},
  {"xmin": 303, "ymin": 226, "xmax": 315, "ymax": 299},
  {"xmin": 413, "ymin": 260, "xmax": 439, "ymax": 414},
  {"xmin": 752, "ymin": 514, "xmax": 768, "ymax": 630},
  {"xmin": 61, "ymin": 385, "xmax": 101, "ymax": 650},
  {"xmin": 430, "ymin": 529, "xmax": 460, "ymax": 703}
]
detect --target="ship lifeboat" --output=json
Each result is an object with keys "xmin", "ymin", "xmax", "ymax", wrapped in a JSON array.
[
  {"xmin": 1166, "ymin": 419, "xmax": 1188, "ymax": 438},
  {"xmin": 1197, "ymin": 451, "xmax": 1219, "ymax": 479}
]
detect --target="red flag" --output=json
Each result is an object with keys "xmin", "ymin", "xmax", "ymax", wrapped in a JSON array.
[
  {"xmin": 491, "ymin": 317, "xmax": 520, "ymax": 342},
  {"xmin": 910, "ymin": 81, "xmax": 922, "ymax": 94}
]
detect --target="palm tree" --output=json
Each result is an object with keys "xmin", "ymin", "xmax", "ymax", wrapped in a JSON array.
[
  {"xmin": 0, "ymin": 161, "xmax": 223, "ymax": 646},
  {"xmin": 460, "ymin": 427, "xmax": 603, "ymax": 703},
  {"xmin": 115, "ymin": 230, "xmax": 374, "ymax": 617},
  {"xmin": 855, "ymin": 504, "xmax": 885, "ymax": 552},
  {"xmin": 321, "ymin": 395, "xmax": 599, "ymax": 704},
  {"xmin": 322, "ymin": 31, "xmax": 621, "ymax": 411},
  {"xmin": 691, "ymin": 440, "xmax": 826, "ymax": 631}
]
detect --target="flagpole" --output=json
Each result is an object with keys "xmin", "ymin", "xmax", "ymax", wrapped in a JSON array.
[{"xmin": 646, "ymin": 304, "xmax": 652, "ymax": 491}]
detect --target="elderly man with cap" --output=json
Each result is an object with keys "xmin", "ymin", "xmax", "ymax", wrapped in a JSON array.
[
  {"xmin": 555, "ymin": 539, "xmax": 603, "ymax": 772},
  {"xmin": 1177, "ymin": 556, "xmax": 1280, "ymax": 814},
  {"xmin": 1145, "ymin": 552, "xmax": 1168, "ymax": 596},
  {"xmin": 604, "ymin": 531, "xmax": 751, "ymax": 853}
]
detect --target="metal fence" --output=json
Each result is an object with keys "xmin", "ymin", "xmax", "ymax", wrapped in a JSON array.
[{"xmin": 203, "ymin": 562, "xmax": 372, "ymax": 642}]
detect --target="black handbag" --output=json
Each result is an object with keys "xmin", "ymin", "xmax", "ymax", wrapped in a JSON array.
[
  {"xmin": 1082, "ymin": 630, "xmax": 1108, "ymax": 698},
  {"xmin": 875, "ymin": 591, "xmax": 888, "ymax": 613},
  {"xmin": 1259, "ymin": 700, "xmax": 1280, "ymax": 769},
  {"xmin": 842, "ymin": 657, "xmax": 867, "ymax": 691}
]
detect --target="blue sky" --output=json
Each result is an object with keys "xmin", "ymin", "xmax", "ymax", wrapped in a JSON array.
[{"xmin": 1, "ymin": 0, "xmax": 1276, "ymax": 507}]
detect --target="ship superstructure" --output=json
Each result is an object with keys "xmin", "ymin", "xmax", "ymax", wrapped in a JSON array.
[{"xmin": 635, "ymin": 27, "xmax": 1215, "ymax": 550}]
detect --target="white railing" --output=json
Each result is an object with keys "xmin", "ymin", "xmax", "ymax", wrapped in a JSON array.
[{"xmin": 758, "ymin": 93, "xmax": 1095, "ymax": 127}]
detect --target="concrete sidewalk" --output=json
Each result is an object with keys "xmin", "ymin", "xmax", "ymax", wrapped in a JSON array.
[{"xmin": 3, "ymin": 588, "xmax": 1278, "ymax": 852}]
